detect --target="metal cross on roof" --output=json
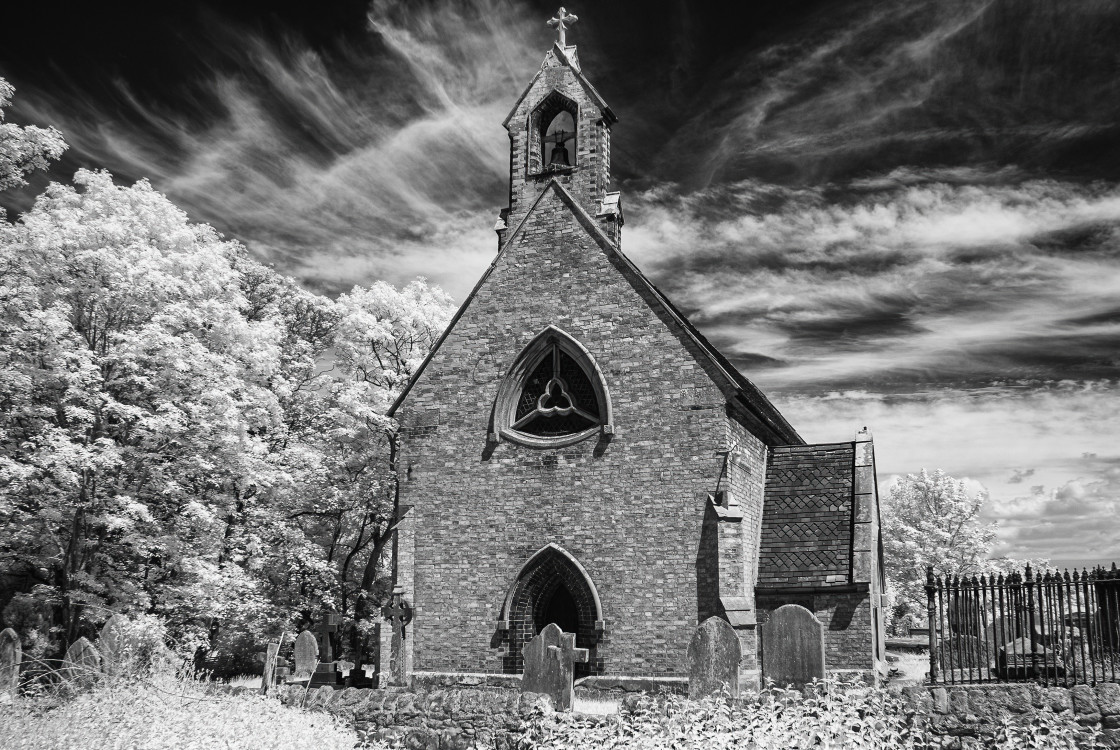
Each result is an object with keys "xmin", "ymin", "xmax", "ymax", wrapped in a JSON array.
[{"xmin": 548, "ymin": 7, "xmax": 578, "ymax": 47}]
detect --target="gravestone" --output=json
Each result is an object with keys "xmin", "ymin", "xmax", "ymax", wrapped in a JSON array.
[
  {"xmin": 761, "ymin": 604, "xmax": 825, "ymax": 690},
  {"xmin": 997, "ymin": 636, "xmax": 1062, "ymax": 679},
  {"xmin": 382, "ymin": 587, "xmax": 413, "ymax": 685},
  {"xmin": 520, "ymin": 623, "xmax": 587, "ymax": 711},
  {"xmin": 1, "ymin": 628, "xmax": 20, "ymax": 700},
  {"xmin": 99, "ymin": 614, "xmax": 138, "ymax": 676},
  {"xmin": 293, "ymin": 630, "xmax": 318, "ymax": 679},
  {"xmin": 309, "ymin": 613, "xmax": 341, "ymax": 688},
  {"xmin": 336, "ymin": 659, "xmax": 354, "ymax": 679},
  {"xmin": 687, "ymin": 616, "xmax": 741, "ymax": 699},
  {"xmin": 62, "ymin": 637, "xmax": 102, "ymax": 686},
  {"xmin": 261, "ymin": 641, "xmax": 279, "ymax": 694}
]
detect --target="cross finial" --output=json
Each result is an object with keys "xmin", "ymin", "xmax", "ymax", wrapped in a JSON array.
[{"xmin": 548, "ymin": 7, "xmax": 578, "ymax": 47}]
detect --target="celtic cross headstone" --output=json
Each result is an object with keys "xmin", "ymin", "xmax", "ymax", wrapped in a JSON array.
[{"xmin": 382, "ymin": 586, "xmax": 413, "ymax": 685}]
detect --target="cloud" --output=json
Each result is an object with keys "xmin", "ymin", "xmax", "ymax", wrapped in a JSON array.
[
  {"xmin": 664, "ymin": 0, "xmax": 1120, "ymax": 186},
  {"xmin": 625, "ymin": 177, "xmax": 1120, "ymax": 391},
  {"xmin": 3, "ymin": 0, "xmax": 1119, "ymax": 568},
  {"xmin": 6, "ymin": 0, "xmax": 542, "ymax": 296},
  {"xmin": 779, "ymin": 383, "xmax": 1120, "ymax": 563}
]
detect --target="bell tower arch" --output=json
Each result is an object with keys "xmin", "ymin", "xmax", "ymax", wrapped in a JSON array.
[{"xmin": 496, "ymin": 17, "xmax": 620, "ymax": 246}]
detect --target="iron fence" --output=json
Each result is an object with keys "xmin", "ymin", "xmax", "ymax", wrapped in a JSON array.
[{"xmin": 925, "ymin": 563, "xmax": 1119, "ymax": 686}]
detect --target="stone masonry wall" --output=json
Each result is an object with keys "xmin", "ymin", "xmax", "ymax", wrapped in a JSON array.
[
  {"xmin": 396, "ymin": 184, "xmax": 769, "ymax": 677},
  {"xmin": 901, "ymin": 682, "xmax": 1120, "ymax": 749},
  {"xmin": 275, "ymin": 684, "xmax": 546, "ymax": 750}
]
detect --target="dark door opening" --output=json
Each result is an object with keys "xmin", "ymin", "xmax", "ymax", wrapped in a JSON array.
[{"xmin": 538, "ymin": 584, "xmax": 579, "ymax": 635}]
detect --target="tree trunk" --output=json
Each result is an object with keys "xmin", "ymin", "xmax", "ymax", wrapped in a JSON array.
[{"xmin": 58, "ymin": 500, "xmax": 86, "ymax": 647}]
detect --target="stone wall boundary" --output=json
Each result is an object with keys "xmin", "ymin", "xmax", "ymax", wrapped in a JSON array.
[
  {"xmin": 272, "ymin": 684, "xmax": 549, "ymax": 749},
  {"xmin": 900, "ymin": 681, "xmax": 1120, "ymax": 748}
]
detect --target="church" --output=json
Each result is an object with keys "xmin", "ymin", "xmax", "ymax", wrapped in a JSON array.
[{"xmin": 386, "ymin": 9, "xmax": 887, "ymax": 689}]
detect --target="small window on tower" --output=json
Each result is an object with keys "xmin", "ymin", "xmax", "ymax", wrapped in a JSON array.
[{"xmin": 544, "ymin": 111, "xmax": 576, "ymax": 168}]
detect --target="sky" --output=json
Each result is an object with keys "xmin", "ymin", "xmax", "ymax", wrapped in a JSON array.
[{"xmin": 2, "ymin": 0, "xmax": 1119, "ymax": 567}]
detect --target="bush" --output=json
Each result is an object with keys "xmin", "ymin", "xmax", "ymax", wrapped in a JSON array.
[
  {"xmin": 521, "ymin": 681, "xmax": 930, "ymax": 750},
  {"xmin": 520, "ymin": 681, "xmax": 1103, "ymax": 750},
  {"xmin": 0, "ymin": 673, "xmax": 358, "ymax": 749}
]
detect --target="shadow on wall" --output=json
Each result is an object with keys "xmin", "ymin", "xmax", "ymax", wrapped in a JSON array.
[{"xmin": 696, "ymin": 502, "xmax": 722, "ymax": 624}]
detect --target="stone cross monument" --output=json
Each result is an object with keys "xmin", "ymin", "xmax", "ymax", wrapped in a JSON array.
[{"xmin": 382, "ymin": 586, "xmax": 413, "ymax": 685}]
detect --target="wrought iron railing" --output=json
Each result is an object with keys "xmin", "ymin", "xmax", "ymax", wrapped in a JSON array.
[{"xmin": 925, "ymin": 564, "xmax": 1119, "ymax": 685}]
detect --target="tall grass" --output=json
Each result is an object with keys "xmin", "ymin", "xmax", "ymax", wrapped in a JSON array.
[{"xmin": 0, "ymin": 673, "xmax": 359, "ymax": 750}]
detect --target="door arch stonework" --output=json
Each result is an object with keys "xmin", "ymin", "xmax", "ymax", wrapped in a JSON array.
[{"xmin": 499, "ymin": 544, "xmax": 604, "ymax": 676}]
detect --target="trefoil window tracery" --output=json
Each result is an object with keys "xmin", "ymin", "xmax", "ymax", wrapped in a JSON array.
[{"xmin": 493, "ymin": 326, "xmax": 612, "ymax": 448}]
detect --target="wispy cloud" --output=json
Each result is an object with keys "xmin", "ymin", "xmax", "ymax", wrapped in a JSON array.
[
  {"xmin": 8, "ymin": 0, "xmax": 544, "ymax": 295},
  {"xmin": 627, "ymin": 177, "xmax": 1120, "ymax": 391},
  {"xmin": 3, "ymin": 0, "xmax": 1119, "ymax": 564}
]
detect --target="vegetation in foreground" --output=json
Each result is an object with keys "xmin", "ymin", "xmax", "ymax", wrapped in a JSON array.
[
  {"xmin": 520, "ymin": 681, "xmax": 1102, "ymax": 750},
  {"xmin": 0, "ymin": 674, "xmax": 359, "ymax": 750}
]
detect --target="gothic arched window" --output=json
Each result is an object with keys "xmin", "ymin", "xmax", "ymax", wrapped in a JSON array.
[
  {"xmin": 529, "ymin": 91, "xmax": 578, "ymax": 174},
  {"xmin": 493, "ymin": 326, "xmax": 612, "ymax": 447}
]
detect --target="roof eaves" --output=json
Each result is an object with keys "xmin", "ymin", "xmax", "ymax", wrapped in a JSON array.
[{"xmin": 387, "ymin": 182, "xmax": 569, "ymax": 417}]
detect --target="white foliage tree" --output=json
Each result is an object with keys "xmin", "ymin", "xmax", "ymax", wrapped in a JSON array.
[
  {"xmin": 0, "ymin": 79, "xmax": 66, "ymax": 192},
  {"xmin": 882, "ymin": 468, "xmax": 1045, "ymax": 633}
]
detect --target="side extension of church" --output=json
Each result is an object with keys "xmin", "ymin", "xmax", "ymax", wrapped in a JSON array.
[{"xmin": 386, "ymin": 30, "xmax": 887, "ymax": 688}]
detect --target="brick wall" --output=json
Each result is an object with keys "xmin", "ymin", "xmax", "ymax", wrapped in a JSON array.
[{"xmin": 396, "ymin": 184, "xmax": 771, "ymax": 677}]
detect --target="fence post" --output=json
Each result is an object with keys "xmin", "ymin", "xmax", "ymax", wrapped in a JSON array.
[
  {"xmin": 926, "ymin": 566, "xmax": 938, "ymax": 683},
  {"xmin": 1025, "ymin": 564, "xmax": 1039, "ymax": 678}
]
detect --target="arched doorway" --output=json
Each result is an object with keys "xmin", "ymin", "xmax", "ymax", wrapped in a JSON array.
[{"xmin": 500, "ymin": 544, "xmax": 602, "ymax": 677}]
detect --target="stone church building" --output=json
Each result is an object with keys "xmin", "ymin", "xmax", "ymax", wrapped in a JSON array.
[{"xmin": 386, "ymin": 17, "xmax": 887, "ymax": 688}]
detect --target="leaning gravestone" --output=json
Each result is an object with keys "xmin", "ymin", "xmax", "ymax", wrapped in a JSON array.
[
  {"xmin": 761, "ymin": 604, "xmax": 825, "ymax": 690},
  {"xmin": 99, "ymin": 614, "xmax": 138, "ymax": 676},
  {"xmin": 521, "ymin": 623, "xmax": 588, "ymax": 711},
  {"xmin": 293, "ymin": 630, "xmax": 318, "ymax": 680},
  {"xmin": 687, "ymin": 616, "xmax": 741, "ymax": 699},
  {"xmin": 62, "ymin": 636, "xmax": 102, "ymax": 687},
  {"xmin": 1, "ymin": 628, "xmax": 21, "ymax": 700}
]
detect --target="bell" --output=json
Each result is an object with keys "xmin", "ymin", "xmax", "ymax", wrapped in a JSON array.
[{"xmin": 549, "ymin": 142, "xmax": 571, "ymax": 167}]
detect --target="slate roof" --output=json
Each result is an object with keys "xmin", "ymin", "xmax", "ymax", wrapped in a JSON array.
[{"xmin": 757, "ymin": 442, "xmax": 855, "ymax": 589}]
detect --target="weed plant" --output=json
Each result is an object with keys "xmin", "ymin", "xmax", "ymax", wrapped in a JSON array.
[
  {"xmin": 0, "ymin": 670, "xmax": 359, "ymax": 749},
  {"xmin": 520, "ymin": 679, "xmax": 1103, "ymax": 750}
]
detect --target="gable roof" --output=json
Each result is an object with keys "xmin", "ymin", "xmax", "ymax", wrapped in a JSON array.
[
  {"xmin": 757, "ymin": 442, "xmax": 856, "ymax": 589},
  {"xmin": 388, "ymin": 179, "xmax": 801, "ymax": 445},
  {"xmin": 501, "ymin": 43, "xmax": 617, "ymax": 129}
]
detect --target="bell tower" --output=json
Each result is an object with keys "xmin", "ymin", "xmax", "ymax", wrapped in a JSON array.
[{"xmin": 496, "ymin": 8, "xmax": 622, "ymax": 246}]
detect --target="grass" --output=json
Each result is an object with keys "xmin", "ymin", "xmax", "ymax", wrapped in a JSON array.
[
  {"xmin": 887, "ymin": 649, "xmax": 930, "ymax": 688},
  {"xmin": 571, "ymin": 694, "xmax": 621, "ymax": 715},
  {"xmin": 0, "ymin": 673, "xmax": 358, "ymax": 750}
]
